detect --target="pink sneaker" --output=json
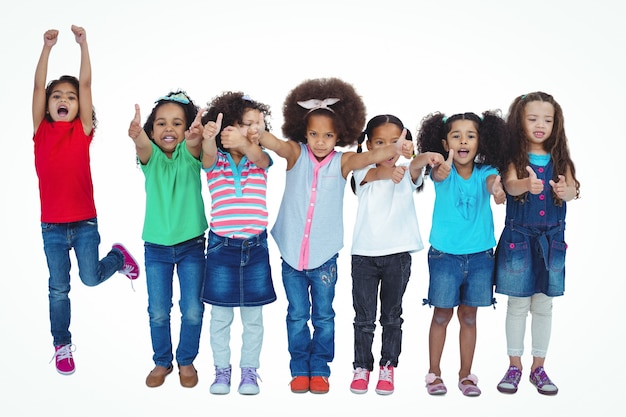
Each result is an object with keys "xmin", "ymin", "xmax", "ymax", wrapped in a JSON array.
[
  {"xmin": 51, "ymin": 344, "xmax": 76, "ymax": 375},
  {"xmin": 350, "ymin": 367, "xmax": 370, "ymax": 394},
  {"xmin": 375, "ymin": 362, "xmax": 394, "ymax": 395},
  {"xmin": 112, "ymin": 243, "xmax": 140, "ymax": 280}
]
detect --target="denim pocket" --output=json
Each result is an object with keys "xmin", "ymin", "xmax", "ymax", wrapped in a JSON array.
[
  {"xmin": 548, "ymin": 240, "xmax": 567, "ymax": 272},
  {"xmin": 503, "ymin": 239, "xmax": 529, "ymax": 274}
]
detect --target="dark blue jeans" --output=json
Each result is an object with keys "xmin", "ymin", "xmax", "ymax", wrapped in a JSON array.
[
  {"xmin": 351, "ymin": 252, "xmax": 411, "ymax": 370},
  {"xmin": 144, "ymin": 236, "xmax": 206, "ymax": 367},
  {"xmin": 42, "ymin": 219, "xmax": 123, "ymax": 346}
]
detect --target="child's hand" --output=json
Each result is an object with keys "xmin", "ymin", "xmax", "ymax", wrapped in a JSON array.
[
  {"xmin": 436, "ymin": 149, "xmax": 454, "ymax": 180},
  {"xmin": 71, "ymin": 25, "xmax": 86, "ymax": 45},
  {"xmin": 185, "ymin": 109, "xmax": 205, "ymax": 142},
  {"xmin": 221, "ymin": 126, "xmax": 248, "ymax": 149},
  {"xmin": 549, "ymin": 175, "xmax": 567, "ymax": 199},
  {"xmin": 128, "ymin": 104, "xmax": 143, "ymax": 140},
  {"xmin": 391, "ymin": 166, "xmax": 407, "ymax": 184},
  {"xmin": 426, "ymin": 152, "xmax": 445, "ymax": 168},
  {"xmin": 203, "ymin": 113, "xmax": 223, "ymax": 142},
  {"xmin": 43, "ymin": 29, "xmax": 59, "ymax": 47},
  {"xmin": 393, "ymin": 129, "xmax": 414, "ymax": 158},
  {"xmin": 246, "ymin": 112, "xmax": 266, "ymax": 145},
  {"xmin": 526, "ymin": 166, "xmax": 544, "ymax": 194},
  {"xmin": 492, "ymin": 175, "xmax": 506, "ymax": 204}
]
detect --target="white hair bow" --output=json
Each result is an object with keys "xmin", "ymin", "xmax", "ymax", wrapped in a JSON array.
[{"xmin": 297, "ymin": 98, "xmax": 340, "ymax": 114}]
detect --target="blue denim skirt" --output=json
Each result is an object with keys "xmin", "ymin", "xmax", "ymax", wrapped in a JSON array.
[{"xmin": 202, "ymin": 230, "xmax": 276, "ymax": 307}]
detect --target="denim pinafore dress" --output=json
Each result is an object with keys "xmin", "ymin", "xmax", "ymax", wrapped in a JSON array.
[{"xmin": 494, "ymin": 159, "xmax": 567, "ymax": 297}]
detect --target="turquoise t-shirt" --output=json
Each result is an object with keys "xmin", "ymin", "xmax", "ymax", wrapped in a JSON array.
[
  {"xmin": 429, "ymin": 164, "xmax": 497, "ymax": 255},
  {"xmin": 141, "ymin": 141, "xmax": 208, "ymax": 245}
]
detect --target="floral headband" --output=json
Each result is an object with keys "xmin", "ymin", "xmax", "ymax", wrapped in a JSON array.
[{"xmin": 156, "ymin": 92, "xmax": 190, "ymax": 104}]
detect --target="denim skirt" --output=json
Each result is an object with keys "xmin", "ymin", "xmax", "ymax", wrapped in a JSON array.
[{"xmin": 202, "ymin": 230, "xmax": 276, "ymax": 307}]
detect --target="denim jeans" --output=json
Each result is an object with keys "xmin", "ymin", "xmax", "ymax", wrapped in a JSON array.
[
  {"xmin": 42, "ymin": 219, "xmax": 124, "ymax": 346},
  {"xmin": 351, "ymin": 252, "xmax": 411, "ymax": 370},
  {"xmin": 209, "ymin": 305, "xmax": 264, "ymax": 369},
  {"xmin": 144, "ymin": 236, "xmax": 206, "ymax": 367},
  {"xmin": 281, "ymin": 255, "xmax": 337, "ymax": 377}
]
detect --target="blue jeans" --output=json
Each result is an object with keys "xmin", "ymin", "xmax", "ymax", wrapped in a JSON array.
[
  {"xmin": 145, "ymin": 236, "xmax": 206, "ymax": 367},
  {"xmin": 351, "ymin": 252, "xmax": 411, "ymax": 370},
  {"xmin": 41, "ymin": 219, "xmax": 123, "ymax": 346},
  {"xmin": 282, "ymin": 255, "xmax": 337, "ymax": 377}
]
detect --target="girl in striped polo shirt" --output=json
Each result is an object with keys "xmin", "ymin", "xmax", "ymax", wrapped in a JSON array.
[{"xmin": 200, "ymin": 92, "xmax": 277, "ymax": 395}]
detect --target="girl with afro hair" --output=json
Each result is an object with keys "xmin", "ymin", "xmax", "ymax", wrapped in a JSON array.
[
  {"xmin": 417, "ymin": 110, "xmax": 506, "ymax": 397},
  {"xmin": 258, "ymin": 78, "xmax": 412, "ymax": 394}
]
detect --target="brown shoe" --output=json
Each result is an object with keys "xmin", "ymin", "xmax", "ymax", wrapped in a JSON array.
[
  {"xmin": 145, "ymin": 365, "xmax": 173, "ymax": 388},
  {"xmin": 179, "ymin": 364, "xmax": 198, "ymax": 388}
]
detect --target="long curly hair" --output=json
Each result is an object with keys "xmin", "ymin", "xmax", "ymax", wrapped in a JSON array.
[
  {"xmin": 45, "ymin": 75, "xmax": 98, "ymax": 133},
  {"xmin": 416, "ymin": 110, "xmax": 507, "ymax": 175},
  {"xmin": 143, "ymin": 90, "xmax": 199, "ymax": 141},
  {"xmin": 505, "ymin": 91, "xmax": 580, "ymax": 203},
  {"xmin": 282, "ymin": 77, "xmax": 366, "ymax": 147},
  {"xmin": 201, "ymin": 91, "xmax": 271, "ymax": 152}
]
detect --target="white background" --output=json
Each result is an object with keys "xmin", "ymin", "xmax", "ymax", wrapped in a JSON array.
[{"xmin": 1, "ymin": 1, "xmax": 622, "ymax": 416}]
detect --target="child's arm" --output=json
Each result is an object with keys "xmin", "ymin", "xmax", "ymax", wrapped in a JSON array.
[
  {"xmin": 71, "ymin": 25, "xmax": 93, "ymax": 136},
  {"xmin": 549, "ymin": 167, "xmax": 578, "ymax": 202},
  {"xmin": 487, "ymin": 174, "xmax": 506, "ymax": 205},
  {"xmin": 361, "ymin": 165, "xmax": 407, "ymax": 185},
  {"xmin": 128, "ymin": 104, "xmax": 153, "ymax": 164},
  {"xmin": 502, "ymin": 164, "xmax": 543, "ymax": 196},
  {"xmin": 429, "ymin": 150, "xmax": 454, "ymax": 182},
  {"xmin": 221, "ymin": 126, "xmax": 271, "ymax": 169},
  {"xmin": 201, "ymin": 113, "xmax": 222, "ymax": 168},
  {"xmin": 410, "ymin": 151, "xmax": 445, "ymax": 183},
  {"xmin": 185, "ymin": 110, "xmax": 204, "ymax": 159},
  {"xmin": 258, "ymin": 130, "xmax": 301, "ymax": 169},
  {"xmin": 33, "ymin": 29, "xmax": 58, "ymax": 132},
  {"xmin": 341, "ymin": 130, "xmax": 413, "ymax": 179}
]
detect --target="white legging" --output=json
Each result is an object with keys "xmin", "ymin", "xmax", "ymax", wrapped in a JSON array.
[{"xmin": 505, "ymin": 293, "xmax": 553, "ymax": 358}]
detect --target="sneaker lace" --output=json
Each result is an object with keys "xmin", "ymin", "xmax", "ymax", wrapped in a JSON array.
[
  {"xmin": 379, "ymin": 361, "xmax": 393, "ymax": 382},
  {"xmin": 214, "ymin": 366, "xmax": 232, "ymax": 385},
  {"xmin": 49, "ymin": 344, "xmax": 75, "ymax": 363},
  {"xmin": 119, "ymin": 264, "xmax": 138, "ymax": 291},
  {"xmin": 241, "ymin": 367, "xmax": 261, "ymax": 384},
  {"xmin": 353, "ymin": 367, "xmax": 369, "ymax": 381}
]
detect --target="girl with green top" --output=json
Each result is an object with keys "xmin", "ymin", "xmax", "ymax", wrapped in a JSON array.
[{"xmin": 128, "ymin": 91, "xmax": 208, "ymax": 389}]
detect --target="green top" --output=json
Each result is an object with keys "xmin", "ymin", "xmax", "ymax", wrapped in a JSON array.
[{"xmin": 141, "ymin": 141, "xmax": 208, "ymax": 245}]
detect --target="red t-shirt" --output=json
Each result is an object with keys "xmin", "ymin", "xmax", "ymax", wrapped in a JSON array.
[{"xmin": 34, "ymin": 118, "xmax": 97, "ymax": 223}]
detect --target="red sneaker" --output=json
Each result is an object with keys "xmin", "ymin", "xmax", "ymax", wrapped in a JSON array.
[
  {"xmin": 350, "ymin": 368, "xmax": 370, "ymax": 394},
  {"xmin": 290, "ymin": 376, "xmax": 310, "ymax": 393},
  {"xmin": 310, "ymin": 376, "xmax": 329, "ymax": 394},
  {"xmin": 112, "ymin": 243, "xmax": 140, "ymax": 280}
]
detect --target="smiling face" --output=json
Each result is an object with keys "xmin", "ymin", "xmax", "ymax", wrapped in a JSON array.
[
  {"xmin": 523, "ymin": 100, "xmax": 554, "ymax": 154},
  {"xmin": 366, "ymin": 123, "xmax": 403, "ymax": 168},
  {"xmin": 47, "ymin": 81, "xmax": 79, "ymax": 122},
  {"xmin": 442, "ymin": 119, "xmax": 479, "ymax": 172},
  {"xmin": 305, "ymin": 113, "xmax": 338, "ymax": 161},
  {"xmin": 150, "ymin": 102, "xmax": 187, "ymax": 158}
]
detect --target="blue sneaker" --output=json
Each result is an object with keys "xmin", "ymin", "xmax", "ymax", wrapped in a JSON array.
[
  {"xmin": 238, "ymin": 367, "xmax": 261, "ymax": 395},
  {"xmin": 210, "ymin": 366, "xmax": 231, "ymax": 395}
]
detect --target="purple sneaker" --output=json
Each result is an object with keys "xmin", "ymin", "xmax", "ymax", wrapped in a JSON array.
[
  {"xmin": 51, "ymin": 344, "xmax": 75, "ymax": 375},
  {"xmin": 497, "ymin": 366, "xmax": 522, "ymax": 393},
  {"xmin": 112, "ymin": 243, "xmax": 140, "ymax": 280},
  {"xmin": 529, "ymin": 366, "xmax": 558, "ymax": 395}
]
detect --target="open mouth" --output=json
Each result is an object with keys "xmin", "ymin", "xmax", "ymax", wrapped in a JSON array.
[
  {"xmin": 57, "ymin": 105, "xmax": 69, "ymax": 117},
  {"xmin": 457, "ymin": 149, "xmax": 470, "ymax": 158}
]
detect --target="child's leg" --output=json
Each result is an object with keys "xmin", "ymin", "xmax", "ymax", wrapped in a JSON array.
[
  {"xmin": 72, "ymin": 219, "xmax": 124, "ymax": 286},
  {"xmin": 210, "ymin": 305, "xmax": 234, "ymax": 369},
  {"xmin": 42, "ymin": 223, "xmax": 73, "ymax": 346},
  {"xmin": 428, "ymin": 307, "xmax": 453, "ymax": 380},
  {"xmin": 174, "ymin": 238, "xmax": 206, "ymax": 366},
  {"xmin": 506, "ymin": 296, "xmax": 531, "ymax": 369},
  {"xmin": 240, "ymin": 306, "xmax": 264, "ymax": 369},
  {"xmin": 378, "ymin": 252, "xmax": 411, "ymax": 367},
  {"xmin": 351, "ymin": 255, "xmax": 380, "ymax": 371},
  {"xmin": 530, "ymin": 293, "xmax": 553, "ymax": 370},
  {"xmin": 457, "ymin": 304, "xmax": 478, "ymax": 380}
]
